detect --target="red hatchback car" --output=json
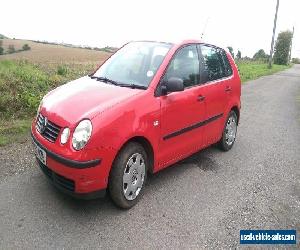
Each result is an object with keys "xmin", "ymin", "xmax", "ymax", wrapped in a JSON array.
[{"xmin": 31, "ymin": 40, "xmax": 241, "ymax": 208}]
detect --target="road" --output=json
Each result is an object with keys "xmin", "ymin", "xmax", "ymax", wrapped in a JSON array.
[{"xmin": 0, "ymin": 65, "xmax": 300, "ymax": 249}]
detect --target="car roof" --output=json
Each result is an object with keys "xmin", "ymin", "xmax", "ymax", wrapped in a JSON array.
[
  {"xmin": 132, "ymin": 39, "xmax": 224, "ymax": 49},
  {"xmin": 131, "ymin": 39, "xmax": 201, "ymax": 45},
  {"xmin": 128, "ymin": 40, "xmax": 228, "ymax": 54}
]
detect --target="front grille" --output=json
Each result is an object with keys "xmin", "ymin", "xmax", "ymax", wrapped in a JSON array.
[
  {"xmin": 38, "ymin": 159, "xmax": 75, "ymax": 192},
  {"xmin": 36, "ymin": 113, "xmax": 61, "ymax": 143}
]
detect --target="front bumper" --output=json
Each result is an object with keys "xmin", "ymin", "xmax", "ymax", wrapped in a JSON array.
[
  {"xmin": 36, "ymin": 158, "xmax": 106, "ymax": 199},
  {"xmin": 31, "ymin": 128, "xmax": 115, "ymax": 199},
  {"xmin": 31, "ymin": 132, "xmax": 101, "ymax": 169}
]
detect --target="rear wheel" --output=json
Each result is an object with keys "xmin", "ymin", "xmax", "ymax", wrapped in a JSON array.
[
  {"xmin": 109, "ymin": 142, "xmax": 147, "ymax": 209},
  {"xmin": 218, "ymin": 111, "xmax": 238, "ymax": 151}
]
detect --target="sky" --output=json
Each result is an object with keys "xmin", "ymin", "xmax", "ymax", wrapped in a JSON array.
[{"xmin": 1, "ymin": 0, "xmax": 299, "ymax": 58}]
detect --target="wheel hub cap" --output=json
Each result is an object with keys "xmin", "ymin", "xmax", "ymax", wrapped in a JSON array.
[
  {"xmin": 225, "ymin": 116, "xmax": 237, "ymax": 146},
  {"xmin": 123, "ymin": 153, "xmax": 145, "ymax": 201}
]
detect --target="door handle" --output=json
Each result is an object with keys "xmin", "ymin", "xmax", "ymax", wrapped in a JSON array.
[
  {"xmin": 225, "ymin": 86, "xmax": 232, "ymax": 92},
  {"xmin": 197, "ymin": 95, "xmax": 205, "ymax": 102}
]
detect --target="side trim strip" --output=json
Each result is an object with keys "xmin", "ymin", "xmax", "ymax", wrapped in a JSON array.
[
  {"xmin": 163, "ymin": 113, "xmax": 223, "ymax": 140},
  {"xmin": 31, "ymin": 132, "xmax": 101, "ymax": 169}
]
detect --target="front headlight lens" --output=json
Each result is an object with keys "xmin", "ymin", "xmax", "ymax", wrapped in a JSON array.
[
  {"xmin": 72, "ymin": 120, "xmax": 92, "ymax": 150},
  {"xmin": 60, "ymin": 127, "xmax": 70, "ymax": 144}
]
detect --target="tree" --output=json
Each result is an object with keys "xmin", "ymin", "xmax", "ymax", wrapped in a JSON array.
[
  {"xmin": 22, "ymin": 44, "xmax": 31, "ymax": 51},
  {"xmin": 236, "ymin": 50, "xmax": 241, "ymax": 60},
  {"xmin": 273, "ymin": 30, "xmax": 293, "ymax": 65},
  {"xmin": 292, "ymin": 58, "xmax": 300, "ymax": 64},
  {"xmin": 242, "ymin": 56, "xmax": 252, "ymax": 60},
  {"xmin": 253, "ymin": 49, "xmax": 268, "ymax": 60},
  {"xmin": 7, "ymin": 44, "xmax": 15, "ymax": 54},
  {"xmin": 0, "ymin": 40, "xmax": 3, "ymax": 55},
  {"xmin": 227, "ymin": 46, "xmax": 234, "ymax": 58},
  {"xmin": 0, "ymin": 34, "xmax": 9, "ymax": 39}
]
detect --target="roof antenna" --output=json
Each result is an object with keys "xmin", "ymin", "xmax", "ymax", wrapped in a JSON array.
[{"xmin": 201, "ymin": 17, "xmax": 210, "ymax": 40}]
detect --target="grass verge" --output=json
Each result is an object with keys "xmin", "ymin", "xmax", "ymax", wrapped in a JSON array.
[
  {"xmin": 0, "ymin": 60, "xmax": 96, "ymax": 147},
  {"xmin": 237, "ymin": 61, "xmax": 291, "ymax": 83},
  {"xmin": 0, "ymin": 119, "xmax": 32, "ymax": 146}
]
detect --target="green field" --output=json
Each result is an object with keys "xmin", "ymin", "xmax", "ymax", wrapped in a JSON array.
[{"xmin": 0, "ymin": 59, "xmax": 291, "ymax": 146}]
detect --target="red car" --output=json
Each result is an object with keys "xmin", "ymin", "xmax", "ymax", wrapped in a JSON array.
[{"xmin": 31, "ymin": 40, "xmax": 241, "ymax": 208}]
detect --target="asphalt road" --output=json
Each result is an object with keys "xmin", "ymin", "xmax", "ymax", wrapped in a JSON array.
[{"xmin": 1, "ymin": 65, "xmax": 300, "ymax": 249}]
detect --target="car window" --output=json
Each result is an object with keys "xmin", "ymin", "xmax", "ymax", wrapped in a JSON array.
[
  {"xmin": 94, "ymin": 42, "xmax": 172, "ymax": 88},
  {"xmin": 221, "ymin": 50, "xmax": 233, "ymax": 77},
  {"xmin": 163, "ymin": 45, "xmax": 200, "ymax": 88},
  {"xmin": 200, "ymin": 45, "xmax": 225, "ymax": 82}
]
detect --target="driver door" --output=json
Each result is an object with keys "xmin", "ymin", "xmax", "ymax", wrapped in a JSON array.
[{"xmin": 157, "ymin": 45, "xmax": 205, "ymax": 169}]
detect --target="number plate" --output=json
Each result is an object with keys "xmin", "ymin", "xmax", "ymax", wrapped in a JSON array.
[{"xmin": 34, "ymin": 142, "xmax": 47, "ymax": 165}]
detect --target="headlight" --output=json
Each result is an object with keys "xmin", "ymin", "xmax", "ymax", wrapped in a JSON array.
[
  {"xmin": 72, "ymin": 120, "xmax": 92, "ymax": 150},
  {"xmin": 60, "ymin": 127, "xmax": 70, "ymax": 144}
]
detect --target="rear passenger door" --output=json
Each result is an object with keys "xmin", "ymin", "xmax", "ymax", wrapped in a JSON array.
[{"xmin": 198, "ymin": 45, "xmax": 233, "ymax": 146}]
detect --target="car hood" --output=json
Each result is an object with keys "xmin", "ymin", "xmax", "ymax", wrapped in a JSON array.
[{"xmin": 41, "ymin": 76, "xmax": 142, "ymax": 126}]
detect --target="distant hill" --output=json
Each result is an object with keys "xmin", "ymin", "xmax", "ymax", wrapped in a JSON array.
[
  {"xmin": 31, "ymin": 40, "xmax": 118, "ymax": 53},
  {"xmin": 0, "ymin": 34, "xmax": 9, "ymax": 39},
  {"xmin": 0, "ymin": 38, "xmax": 112, "ymax": 64}
]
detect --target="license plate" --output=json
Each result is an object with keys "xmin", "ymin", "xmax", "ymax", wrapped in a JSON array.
[{"xmin": 34, "ymin": 142, "xmax": 47, "ymax": 165}]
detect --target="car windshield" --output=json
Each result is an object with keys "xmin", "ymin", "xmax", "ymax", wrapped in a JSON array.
[{"xmin": 93, "ymin": 41, "xmax": 172, "ymax": 88}]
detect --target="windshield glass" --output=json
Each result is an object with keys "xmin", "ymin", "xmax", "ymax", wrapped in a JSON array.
[{"xmin": 93, "ymin": 41, "xmax": 172, "ymax": 88}]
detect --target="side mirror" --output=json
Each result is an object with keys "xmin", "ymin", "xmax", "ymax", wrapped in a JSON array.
[{"xmin": 162, "ymin": 77, "xmax": 184, "ymax": 95}]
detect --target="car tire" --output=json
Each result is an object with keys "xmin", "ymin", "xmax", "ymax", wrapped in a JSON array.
[
  {"xmin": 108, "ymin": 142, "xmax": 148, "ymax": 209},
  {"xmin": 218, "ymin": 111, "xmax": 238, "ymax": 151}
]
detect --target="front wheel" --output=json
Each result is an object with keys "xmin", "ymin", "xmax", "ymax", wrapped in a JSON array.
[
  {"xmin": 109, "ymin": 142, "xmax": 147, "ymax": 209},
  {"xmin": 218, "ymin": 111, "xmax": 238, "ymax": 151}
]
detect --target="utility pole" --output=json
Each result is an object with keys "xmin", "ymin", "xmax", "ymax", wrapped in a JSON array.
[
  {"xmin": 268, "ymin": 0, "xmax": 280, "ymax": 68},
  {"xmin": 289, "ymin": 26, "xmax": 294, "ymax": 63}
]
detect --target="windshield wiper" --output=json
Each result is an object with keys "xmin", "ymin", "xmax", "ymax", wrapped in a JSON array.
[
  {"xmin": 115, "ymin": 83, "xmax": 147, "ymax": 90},
  {"xmin": 89, "ymin": 75, "xmax": 146, "ymax": 90},
  {"xmin": 89, "ymin": 75, "xmax": 119, "ymax": 86}
]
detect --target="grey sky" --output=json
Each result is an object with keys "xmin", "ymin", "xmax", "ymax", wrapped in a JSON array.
[{"xmin": 1, "ymin": 0, "xmax": 299, "ymax": 58}]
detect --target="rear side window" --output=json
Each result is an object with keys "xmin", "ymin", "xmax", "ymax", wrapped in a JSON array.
[
  {"xmin": 200, "ymin": 45, "xmax": 225, "ymax": 82},
  {"xmin": 221, "ymin": 50, "xmax": 233, "ymax": 77},
  {"xmin": 163, "ymin": 45, "xmax": 200, "ymax": 88}
]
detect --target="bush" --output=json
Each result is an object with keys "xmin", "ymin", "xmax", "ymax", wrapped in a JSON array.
[
  {"xmin": 57, "ymin": 65, "xmax": 68, "ymax": 76},
  {"xmin": 0, "ymin": 47, "xmax": 3, "ymax": 55},
  {"xmin": 253, "ymin": 49, "xmax": 269, "ymax": 62},
  {"xmin": 7, "ymin": 44, "xmax": 15, "ymax": 54},
  {"xmin": 0, "ymin": 60, "xmax": 50, "ymax": 118},
  {"xmin": 22, "ymin": 44, "xmax": 31, "ymax": 51},
  {"xmin": 0, "ymin": 60, "xmax": 96, "ymax": 120}
]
